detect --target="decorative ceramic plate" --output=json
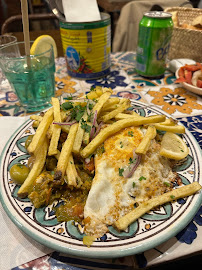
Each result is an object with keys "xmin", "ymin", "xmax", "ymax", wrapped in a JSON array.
[{"xmin": 0, "ymin": 100, "xmax": 202, "ymax": 259}]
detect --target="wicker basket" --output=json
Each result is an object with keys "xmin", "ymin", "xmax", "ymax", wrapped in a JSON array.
[{"xmin": 164, "ymin": 7, "xmax": 202, "ymax": 62}]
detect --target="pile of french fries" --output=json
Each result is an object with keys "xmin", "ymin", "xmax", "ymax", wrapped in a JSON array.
[{"xmin": 17, "ymin": 86, "xmax": 201, "ymax": 232}]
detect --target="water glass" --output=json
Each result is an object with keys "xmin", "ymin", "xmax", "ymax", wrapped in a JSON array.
[
  {"xmin": 0, "ymin": 35, "xmax": 17, "ymax": 88},
  {"xmin": 0, "ymin": 41, "xmax": 55, "ymax": 112},
  {"xmin": 0, "ymin": 35, "xmax": 17, "ymax": 48}
]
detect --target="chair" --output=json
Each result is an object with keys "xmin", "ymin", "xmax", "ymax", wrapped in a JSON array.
[
  {"xmin": 112, "ymin": 0, "xmax": 193, "ymax": 52},
  {"xmin": 1, "ymin": 13, "xmax": 64, "ymax": 57}
]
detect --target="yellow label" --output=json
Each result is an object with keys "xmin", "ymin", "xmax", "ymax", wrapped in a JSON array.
[{"xmin": 60, "ymin": 25, "xmax": 111, "ymax": 76}]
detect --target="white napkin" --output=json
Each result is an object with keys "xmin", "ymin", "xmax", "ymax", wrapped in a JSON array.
[
  {"xmin": 62, "ymin": 0, "xmax": 101, "ymax": 22},
  {"xmin": 0, "ymin": 117, "xmax": 52, "ymax": 270}
]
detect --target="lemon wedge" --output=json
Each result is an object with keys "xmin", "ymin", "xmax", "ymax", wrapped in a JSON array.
[
  {"xmin": 30, "ymin": 35, "xmax": 58, "ymax": 58},
  {"xmin": 160, "ymin": 132, "xmax": 189, "ymax": 160}
]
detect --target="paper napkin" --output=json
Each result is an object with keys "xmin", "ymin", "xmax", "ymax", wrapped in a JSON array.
[
  {"xmin": 62, "ymin": 0, "xmax": 101, "ymax": 22},
  {"xmin": 0, "ymin": 117, "xmax": 52, "ymax": 270}
]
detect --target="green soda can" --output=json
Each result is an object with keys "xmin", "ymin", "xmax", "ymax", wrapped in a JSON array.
[{"xmin": 136, "ymin": 11, "xmax": 173, "ymax": 78}]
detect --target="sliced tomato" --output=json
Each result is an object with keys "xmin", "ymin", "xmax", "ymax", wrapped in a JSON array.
[
  {"xmin": 175, "ymin": 77, "xmax": 187, "ymax": 83},
  {"xmin": 184, "ymin": 70, "xmax": 192, "ymax": 84},
  {"xmin": 196, "ymin": 79, "xmax": 202, "ymax": 88},
  {"xmin": 178, "ymin": 66, "xmax": 185, "ymax": 77},
  {"xmin": 184, "ymin": 64, "xmax": 200, "ymax": 72},
  {"xmin": 196, "ymin": 62, "xmax": 202, "ymax": 70}
]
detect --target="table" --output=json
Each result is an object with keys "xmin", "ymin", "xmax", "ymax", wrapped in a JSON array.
[{"xmin": 0, "ymin": 52, "xmax": 202, "ymax": 270}]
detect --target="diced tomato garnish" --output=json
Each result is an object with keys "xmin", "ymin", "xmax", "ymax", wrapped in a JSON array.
[
  {"xmin": 84, "ymin": 157, "xmax": 95, "ymax": 172},
  {"xmin": 197, "ymin": 79, "xmax": 202, "ymax": 88}
]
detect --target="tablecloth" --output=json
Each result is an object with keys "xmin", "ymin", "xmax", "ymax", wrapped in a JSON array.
[{"xmin": 0, "ymin": 52, "xmax": 202, "ymax": 270}]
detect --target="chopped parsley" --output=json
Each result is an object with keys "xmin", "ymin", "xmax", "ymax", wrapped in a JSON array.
[
  {"xmin": 120, "ymin": 141, "xmax": 123, "ymax": 148},
  {"xmin": 90, "ymin": 86, "xmax": 96, "ymax": 91},
  {"xmin": 61, "ymin": 102, "xmax": 73, "ymax": 111},
  {"xmin": 80, "ymin": 119, "xmax": 91, "ymax": 133},
  {"xmin": 129, "ymin": 157, "xmax": 137, "ymax": 165},
  {"xmin": 119, "ymin": 168, "xmax": 124, "ymax": 176},
  {"xmin": 132, "ymin": 182, "xmax": 136, "ymax": 188},
  {"xmin": 139, "ymin": 176, "xmax": 146, "ymax": 181},
  {"xmin": 128, "ymin": 131, "xmax": 134, "ymax": 137},
  {"xmin": 170, "ymin": 195, "xmax": 175, "ymax": 199},
  {"xmin": 70, "ymin": 105, "xmax": 86, "ymax": 122}
]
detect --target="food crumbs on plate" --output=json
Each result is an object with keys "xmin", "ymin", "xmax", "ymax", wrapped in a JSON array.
[{"xmin": 83, "ymin": 235, "xmax": 96, "ymax": 247}]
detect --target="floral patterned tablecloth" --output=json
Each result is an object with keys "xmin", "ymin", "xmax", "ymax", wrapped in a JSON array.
[{"xmin": 0, "ymin": 52, "xmax": 202, "ymax": 270}]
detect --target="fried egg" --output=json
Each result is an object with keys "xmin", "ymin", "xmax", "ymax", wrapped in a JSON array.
[{"xmin": 84, "ymin": 127, "xmax": 177, "ymax": 237}]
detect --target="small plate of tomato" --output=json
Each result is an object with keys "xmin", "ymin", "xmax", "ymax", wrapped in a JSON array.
[{"xmin": 175, "ymin": 62, "xmax": 202, "ymax": 95}]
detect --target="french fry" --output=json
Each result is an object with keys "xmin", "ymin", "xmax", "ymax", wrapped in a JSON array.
[
  {"xmin": 56, "ymin": 123, "xmax": 79, "ymax": 178},
  {"xmin": 95, "ymin": 86, "xmax": 104, "ymax": 96},
  {"xmin": 18, "ymin": 138, "xmax": 48, "ymax": 198},
  {"xmin": 66, "ymin": 154, "xmax": 83, "ymax": 188},
  {"xmin": 86, "ymin": 86, "xmax": 104, "ymax": 100},
  {"xmin": 61, "ymin": 125, "xmax": 70, "ymax": 134},
  {"xmin": 86, "ymin": 91, "xmax": 99, "ymax": 100},
  {"xmin": 102, "ymin": 87, "xmax": 112, "ymax": 93},
  {"xmin": 28, "ymin": 108, "xmax": 53, "ymax": 154},
  {"xmin": 101, "ymin": 104, "xmax": 119, "ymax": 113},
  {"xmin": 48, "ymin": 98, "xmax": 61, "ymax": 156},
  {"xmin": 60, "ymin": 110, "xmax": 71, "ymax": 122},
  {"xmin": 72, "ymin": 112, "xmax": 88, "ymax": 155},
  {"xmin": 92, "ymin": 91, "xmax": 112, "ymax": 115},
  {"xmin": 159, "ymin": 118, "xmax": 177, "ymax": 126},
  {"xmin": 46, "ymin": 121, "xmax": 54, "ymax": 140},
  {"xmin": 80, "ymin": 115, "xmax": 165, "ymax": 158},
  {"xmin": 114, "ymin": 182, "xmax": 202, "ymax": 231},
  {"xmin": 154, "ymin": 123, "xmax": 185, "ymax": 133},
  {"xmin": 115, "ymin": 113, "xmax": 144, "ymax": 120},
  {"xmin": 100, "ymin": 99, "xmax": 131, "ymax": 122},
  {"xmin": 102, "ymin": 97, "xmax": 120, "ymax": 110},
  {"xmin": 54, "ymin": 150, "xmax": 60, "ymax": 160},
  {"xmin": 30, "ymin": 115, "xmax": 43, "ymax": 122},
  {"xmin": 135, "ymin": 126, "xmax": 156, "ymax": 155}
]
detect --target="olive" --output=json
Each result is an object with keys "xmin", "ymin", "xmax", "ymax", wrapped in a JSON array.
[
  {"xmin": 10, "ymin": 163, "xmax": 30, "ymax": 185},
  {"xmin": 25, "ymin": 135, "xmax": 34, "ymax": 150}
]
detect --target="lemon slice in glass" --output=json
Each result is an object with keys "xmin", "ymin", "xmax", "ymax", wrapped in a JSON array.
[
  {"xmin": 160, "ymin": 132, "xmax": 189, "ymax": 160},
  {"xmin": 30, "ymin": 35, "xmax": 58, "ymax": 58}
]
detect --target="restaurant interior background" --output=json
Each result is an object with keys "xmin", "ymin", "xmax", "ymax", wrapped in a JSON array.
[{"xmin": 0, "ymin": 0, "xmax": 201, "ymax": 56}]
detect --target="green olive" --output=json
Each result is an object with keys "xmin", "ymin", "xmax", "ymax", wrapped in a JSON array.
[
  {"xmin": 10, "ymin": 163, "xmax": 30, "ymax": 185},
  {"xmin": 25, "ymin": 135, "xmax": 34, "ymax": 150}
]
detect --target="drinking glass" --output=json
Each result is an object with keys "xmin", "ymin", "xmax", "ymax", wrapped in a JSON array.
[
  {"xmin": 0, "ymin": 41, "xmax": 55, "ymax": 112},
  {"xmin": 0, "ymin": 35, "xmax": 17, "ymax": 89}
]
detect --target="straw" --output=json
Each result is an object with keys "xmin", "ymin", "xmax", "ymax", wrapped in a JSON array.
[{"xmin": 20, "ymin": 0, "xmax": 31, "ymax": 68}]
